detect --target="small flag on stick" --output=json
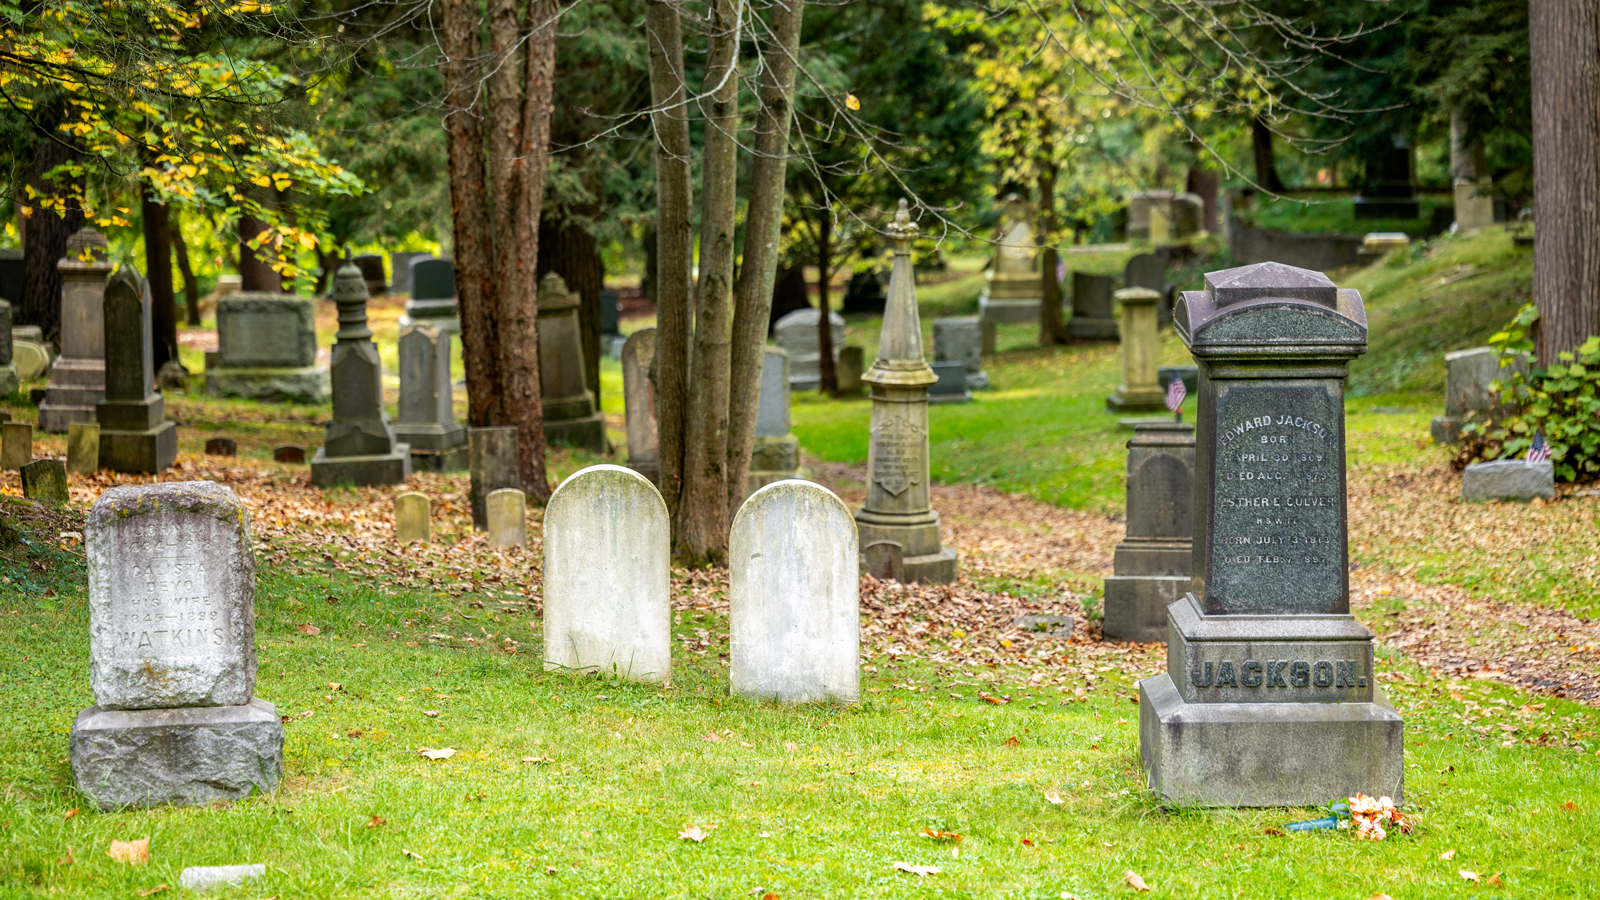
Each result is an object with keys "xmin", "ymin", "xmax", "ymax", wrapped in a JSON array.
[
  {"xmin": 1166, "ymin": 378, "xmax": 1187, "ymax": 415},
  {"xmin": 1527, "ymin": 429, "xmax": 1551, "ymax": 463}
]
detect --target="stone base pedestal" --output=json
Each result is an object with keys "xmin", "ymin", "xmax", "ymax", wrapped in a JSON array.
[
  {"xmin": 410, "ymin": 445, "xmax": 470, "ymax": 473},
  {"xmin": 99, "ymin": 422, "xmax": 177, "ymax": 474},
  {"xmin": 39, "ymin": 358, "xmax": 105, "ymax": 432},
  {"xmin": 979, "ymin": 293, "xmax": 1042, "ymax": 325},
  {"xmin": 206, "ymin": 367, "xmax": 331, "ymax": 404},
  {"xmin": 69, "ymin": 698, "xmax": 284, "ymax": 811},
  {"xmin": 545, "ymin": 414, "xmax": 607, "ymax": 454},
  {"xmin": 1106, "ymin": 387, "xmax": 1166, "ymax": 413},
  {"xmin": 1462, "ymin": 459, "xmax": 1554, "ymax": 501},
  {"xmin": 1103, "ymin": 575, "xmax": 1186, "ymax": 643},
  {"xmin": 310, "ymin": 445, "xmax": 412, "ymax": 487},
  {"xmin": 396, "ymin": 421, "xmax": 467, "ymax": 454},
  {"xmin": 1068, "ymin": 317, "xmax": 1118, "ymax": 341},
  {"xmin": 855, "ymin": 510, "xmax": 958, "ymax": 584},
  {"xmin": 1139, "ymin": 673, "xmax": 1404, "ymax": 807}
]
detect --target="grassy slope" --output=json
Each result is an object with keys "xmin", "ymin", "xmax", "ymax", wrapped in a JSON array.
[{"xmin": 1238, "ymin": 193, "xmax": 1456, "ymax": 238}]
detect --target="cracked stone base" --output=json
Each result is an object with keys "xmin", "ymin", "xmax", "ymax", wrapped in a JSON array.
[
  {"xmin": 70, "ymin": 698, "xmax": 285, "ymax": 811},
  {"xmin": 310, "ymin": 446, "xmax": 412, "ymax": 487},
  {"xmin": 1138, "ymin": 673, "xmax": 1403, "ymax": 807},
  {"xmin": 1102, "ymin": 575, "xmax": 1186, "ymax": 643}
]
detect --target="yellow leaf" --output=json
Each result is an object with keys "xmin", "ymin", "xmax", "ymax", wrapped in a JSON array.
[
  {"xmin": 892, "ymin": 861, "xmax": 941, "ymax": 876},
  {"xmin": 1440, "ymin": 849, "xmax": 1456, "ymax": 860},
  {"xmin": 1044, "ymin": 790, "xmax": 1064, "ymax": 805},
  {"xmin": 251, "ymin": 174, "xmax": 272, "ymax": 187},
  {"xmin": 845, "ymin": 93, "xmax": 861, "ymax": 111},
  {"xmin": 297, "ymin": 232, "xmax": 317, "ymax": 250},
  {"xmin": 107, "ymin": 838, "xmax": 150, "ymax": 865}
]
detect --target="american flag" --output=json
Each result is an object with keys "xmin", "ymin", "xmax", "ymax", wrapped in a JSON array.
[
  {"xmin": 1166, "ymin": 378, "xmax": 1187, "ymax": 413},
  {"xmin": 1527, "ymin": 429, "xmax": 1551, "ymax": 463}
]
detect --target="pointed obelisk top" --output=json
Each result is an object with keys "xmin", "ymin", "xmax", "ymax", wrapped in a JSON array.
[{"xmin": 866, "ymin": 200, "xmax": 936, "ymax": 388}]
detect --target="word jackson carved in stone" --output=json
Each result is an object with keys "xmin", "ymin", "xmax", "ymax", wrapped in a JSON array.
[{"xmin": 1138, "ymin": 261, "xmax": 1403, "ymax": 808}]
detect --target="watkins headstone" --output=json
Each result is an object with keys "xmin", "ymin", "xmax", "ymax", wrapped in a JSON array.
[
  {"xmin": 67, "ymin": 422, "xmax": 99, "ymax": 475},
  {"xmin": 396, "ymin": 326, "xmax": 468, "ymax": 471},
  {"xmin": 351, "ymin": 254, "xmax": 386, "ymax": 295},
  {"xmin": 390, "ymin": 251, "xmax": 432, "ymax": 296},
  {"xmin": 70, "ymin": 481, "xmax": 284, "ymax": 810},
  {"xmin": 403, "ymin": 257, "xmax": 458, "ymax": 331},
  {"xmin": 746, "ymin": 347, "xmax": 804, "ymax": 499},
  {"xmin": 1067, "ymin": 272, "xmax": 1118, "ymax": 340},
  {"xmin": 206, "ymin": 293, "xmax": 329, "ymax": 403},
  {"xmin": 39, "ymin": 228, "xmax": 110, "ymax": 432},
  {"xmin": 773, "ymin": 308, "xmax": 847, "ymax": 392},
  {"xmin": 730, "ymin": 480, "xmax": 859, "ymax": 702},
  {"xmin": 1430, "ymin": 346, "xmax": 1529, "ymax": 445},
  {"xmin": 1139, "ymin": 260, "xmax": 1403, "ymax": 808},
  {"xmin": 537, "ymin": 273, "xmax": 606, "ymax": 453},
  {"xmin": 928, "ymin": 361, "xmax": 970, "ymax": 404},
  {"xmin": 469, "ymin": 426, "xmax": 518, "ymax": 530},
  {"xmin": 621, "ymin": 328, "xmax": 660, "ymax": 483},
  {"xmin": 310, "ymin": 261, "xmax": 411, "ymax": 487},
  {"xmin": 0, "ymin": 300, "xmax": 17, "ymax": 395},
  {"xmin": 934, "ymin": 317, "xmax": 988, "ymax": 390},
  {"xmin": 1106, "ymin": 287, "xmax": 1166, "ymax": 412},
  {"xmin": 394, "ymin": 491, "xmax": 431, "ymax": 544},
  {"xmin": 543, "ymin": 465, "xmax": 670, "ymax": 682},
  {"xmin": 96, "ymin": 266, "xmax": 178, "ymax": 474},
  {"xmin": 979, "ymin": 193, "xmax": 1044, "ymax": 325},
  {"xmin": 486, "ymin": 488, "xmax": 526, "ymax": 548},
  {"xmin": 1, "ymin": 421, "xmax": 30, "ymax": 470},
  {"xmin": 854, "ymin": 201, "xmax": 958, "ymax": 584},
  {"xmin": 1104, "ymin": 423, "xmax": 1194, "ymax": 642},
  {"xmin": 21, "ymin": 459, "xmax": 67, "ymax": 504}
]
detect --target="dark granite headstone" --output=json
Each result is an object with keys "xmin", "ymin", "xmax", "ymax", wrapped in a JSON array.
[
  {"xmin": 469, "ymin": 426, "xmax": 519, "ymax": 530},
  {"xmin": 205, "ymin": 437, "xmax": 237, "ymax": 457},
  {"xmin": 352, "ymin": 254, "xmax": 387, "ymax": 295},
  {"xmin": 20, "ymin": 458, "xmax": 67, "ymax": 504},
  {"xmin": 600, "ymin": 289, "xmax": 620, "ymax": 336},
  {"xmin": 310, "ymin": 262, "xmax": 411, "ymax": 487},
  {"xmin": 1125, "ymin": 253, "xmax": 1170, "ymax": 328},
  {"xmin": 841, "ymin": 269, "xmax": 887, "ymax": 315},
  {"xmin": 96, "ymin": 266, "xmax": 177, "ymax": 473},
  {"xmin": 0, "ymin": 249, "xmax": 23, "ymax": 307},
  {"xmin": 927, "ymin": 361, "xmax": 970, "ymax": 404},
  {"xmin": 1067, "ymin": 272, "xmax": 1117, "ymax": 340},
  {"xmin": 411, "ymin": 258, "xmax": 454, "ymax": 301},
  {"xmin": 272, "ymin": 445, "xmax": 306, "ymax": 464},
  {"xmin": 1354, "ymin": 137, "xmax": 1419, "ymax": 220}
]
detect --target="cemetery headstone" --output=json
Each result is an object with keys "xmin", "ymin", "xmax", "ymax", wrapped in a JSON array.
[
  {"xmin": 854, "ymin": 201, "xmax": 959, "ymax": 584},
  {"xmin": 155, "ymin": 359, "xmax": 189, "ymax": 393},
  {"xmin": 206, "ymin": 293, "xmax": 329, "ymax": 403},
  {"xmin": 621, "ymin": 328, "xmax": 660, "ymax": 483},
  {"xmin": 215, "ymin": 274, "xmax": 242, "ymax": 297},
  {"xmin": 1139, "ymin": 260, "xmax": 1403, "ymax": 808},
  {"xmin": 310, "ymin": 261, "xmax": 412, "ymax": 487},
  {"xmin": 1171, "ymin": 193, "xmax": 1205, "ymax": 238},
  {"xmin": 862, "ymin": 539, "xmax": 905, "ymax": 582},
  {"xmin": 351, "ymin": 254, "xmax": 387, "ymax": 295},
  {"xmin": 1128, "ymin": 190, "xmax": 1172, "ymax": 242},
  {"xmin": 1067, "ymin": 272, "xmax": 1118, "ymax": 340},
  {"xmin": 394, "ymin": 491, "xmax": 431, "ymax": 544},
  {"xmin": 396, "ymin": 326, "xmax": 468, "ymax": 471},
  {"xmin": 205, "ymin": 437, "xmax": 237, "ymax": 457},
  {"xmin": 1354, "ymin": 136, "xmax": 1419, "ymax": 219},
  {"xmin": 67, "ymin": 422, "xmax": 99, "ymax": 475},
  {"xmin": 13, "ymin": 332, "xmax": 51, "ymax": 380},
  {"xmin": 40, "ymin": 228, "xmax": 110, "ymax": 432},
  {"xmin": 543, "ymin": 465, "xmax": 670, "ymax": 682},
  {"xmin": 403, "ymin": 257, "xmax": 458, "ymax": 331},
  {"xmin": 773, "ymin": 308, "xmax": 847, "ymax": 392},
  {"xmin": 390, "ymin": 251, "xmax": 432, "ymax": 296},
  {"xmin": 96, "ymin": 266, "xmax": 178, "ymax": 474},
  {"xmin": 1462, "ymin": 459, "xmax": 1554, "ymax": 502},
  {"xmin": 537, "ymin": 273, "xmax": 607, "ymax": 453},
  {"xmin": 1106, "ymin": 287, "xmax": 1166, "ymax": 412},
  {"xmin": 469, "ymin": 426, "xmax": 519, "ymax": 530},
  {"xmin": 837, "ymin": 344, "xmax": 865, "ymax": 395},
  {"xmin": 933, "ymin": 316, "xmax": 988, "ymax": 390},
  {"xmin": 1, "ymin": 421, "xmax": 30, "ymax": 470},
  {"xmin": 272, "ymin": 445, "xmax": 306, "ymax": 464},
  {"xmin": 730, "ymin": 480, "xmax": 859, "ymax": 703},
  {"xmin": 1430, "ymin": 346, "xmax": 1528, "ymax": 444},
  {"xmin": 1124, "ymin": 253, "xmax": 1169, "ymax": 327},
  {"xmin": 21, "ymin": 459, "xmax": 67, "ymax": 504},
  {"xmin": 979, "ymin": 193, "xmax": 1044, "ymax": 325},
  {"xmin": 1103, "ymin": 423, "xmax": 1194, "ymax": 642},
  {"xmin": 746, "ymin": 347, "xmax": 804, "ymax": 499},
  {"xmin": 486, "ymin": 488, "xmax": 526, "ymax": 548},
  {"xmin": 1452, "ymin": 111, "xmax": 1495, "ymax": 232},
  {"xmin": 841, "ymin": 268, "xmax": 887, "ymax": 315},
  {"xmin": 70, "ymin": 481, "xmax": 284, "ymax": 810},
  {"xmin": 600, "ymin": 288, "xmax": 620, "ymax": 336},
  {"xmin": 0, "ymin": 299, "xmax": 17, "ymax": 395},
  {"xmin": 928, "ymin": 361, "xmax": 970, "ymax": 404}
]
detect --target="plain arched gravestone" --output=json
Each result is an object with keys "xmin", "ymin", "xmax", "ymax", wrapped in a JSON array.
[
  {"xmin": 486, "ymin": 488, "xmax": 526, "ymax": 548},
  {"xmin": 730, "ymin": 481, "xmax": 859, "ymax": 703},
  {"xmin": 621, "ymin": 328, "xmax": 659, "ymax": 483},
  {"xmin": 394, "ymin": 491, "xmax": 430, "ymax": 544},
  {"xmin": 71, "ymin": 481, "xmax": 283, "ymax": 810},
  {"xmin": 542, "ymin": 466, "xmax": 670, "ymax": 683},
  {"xmin": 205, "ymin": 293, "xmax": 329, "ymax": 403}
]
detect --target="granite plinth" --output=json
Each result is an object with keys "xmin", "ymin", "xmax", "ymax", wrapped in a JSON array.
[
  {"xmin": 98, "ymin": 421, "xmax": 177, "ymax": 474},
  {"xmin": 395, "ymin": 421, "xmax": 468, "ymax": 454},
  {"xmin": 1106, "ymin": 387, "xmax": 1166, "ymax": 412},
  {"xmin": 854, "ymin": 509, "xmax": 958, "ymax": 584},
  {"xmin": 978, "ymin": 291, "xmax": 1042, "ymax": 325},
  {"xmin": 1103, "ymin": 575, "xmax": 1186, "ymax": 643},
  {"xmin": 1462, "ymin": 459, "xmax": 1554, "ymax": 502},
  {"xmin": 69, "ymin": 698, "xmax": 284, "ymax": 810},
  {"xmin": 1067, "ymin": 317, "xmax": 1118, "ymax": 340},
  {"xmin": 310, "ymin": 445, "xmax": 412, "ymax": 487},
  {"xmin": 206, "ymin": 367, "xmax": 330, "ymax": 404},
  {"xmin": 409, "ymin": 445, "xmax": 470, "ymax": 472},
  {"xmin": 39, "ymin": 358, "xmax": 105, "ymax": 432},
  {"xmin": 544, "ymin": 413, "xmax": 607, "ymax": 454},
  {"xmin": 1139, "ymin": 673, "xmax": 1403, "ymax": 807}
]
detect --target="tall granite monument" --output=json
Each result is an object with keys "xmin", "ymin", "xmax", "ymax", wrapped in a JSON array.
[
  {"xmin": 97, "ymin": 267, "xmax": 177, "ymax": 473},
  {"xmin": 1139, "ymin": 260, "xmax": 1403, "ymax": 807},
  {"xmin": 1104, "ymin": 423, "xmax": 1194, "ymax": 642},
  {"xmin": 396, "ymin": 326, "xmax": 468, "ymax": 471},
  {"xmin": 206, "ymin": 293, "xmax": 329, "ymax": 403},
  {"xmin": 40, "ymin": 228, "xmax": 111, "ymax": 432},
  {"xmin": 537, "ymin": 273, "xmax": 606, "ymax": 453},
  {"xmin": 310, "ymin": 261, "xmax": 412, "ymax": 487},
  {"xmin": 853, "ymin": 201, "xmax": 958, "ymax": 584},
  {"xmin": 978, "ymin": 194, "xmax": 1044, "ymax": 325}
]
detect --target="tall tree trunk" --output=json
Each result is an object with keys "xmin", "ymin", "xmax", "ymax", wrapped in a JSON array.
[
  {"xmin": 169, "ymin": 211, "xmax": 201, "ymax": 326},
  {"xmin": 1250, "ymin": 116, "xmax": 1286, "ymax": 194},
  {"xmin": 142, "ymin": 183, "xmax": 177, "ymax": 369},
  {"xmin": 1037, "ymin": 151, "xmax": 1065, "ymax": 346},
  {"xmin": 647, "ymin": 0, "xmax": 694, "ymax": 520},
  {"xmin": 815, "ymin": 208, "xmax": 838, "ymax": 393},
  {"xmin": 21, "ymin": 108, "xmax": 84, "ymax": 341},
  {"xmin": 1185, "ymin": 165, "xmax": 1220, "ymax": 232},
  {"xmin": 1530, "ymin": 0, "xmax": 1600, "ymax": 362},
  {"xmin": 678, "ymin": 0, "xmax": 741, "ymax": 560},
  {"xmin": 443, "ymin": 0, "xmax": 501, "ymax": 428},
  {"xmin": 237, "ymin": 208, "xmax": 278, "ymax": 292},
  {"xmin": 537, "ymin": 213, "xmax": 604, "ymax": 405},
  {"xmin": 727, "ymin": 0, "xmax": 804, "ymax": 517}
]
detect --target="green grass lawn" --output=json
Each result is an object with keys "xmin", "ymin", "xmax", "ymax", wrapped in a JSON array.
[{"xmin": 1237, "ymin": 192, "xmax": 1456, "ymax": 238}]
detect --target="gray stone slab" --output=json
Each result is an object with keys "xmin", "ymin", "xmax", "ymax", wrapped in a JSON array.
[
  {"xmin": 1068, "ymin": 272, "xmax": 1117, "ymax": 340},
  {"xmin": 934, "ymin": 317, "xmax": 988, "ymax": 390},
  {"xmin": 928, "ymin": 361, "xmax": 970, "ymax": 404},
  {"xmin": 395, "ymin": 327, "xmax": 466, "ymax": 453},
  {"xmin": 470, "ymin": 426, "xmax": 519, "ymax": 529},
  {"xmin": 774, "ymin": 308, "xmax": 846, "ymax": 391},
  {"xmin": 69, "ymin": 698, "xmax": 284, "ymax": 810},
  {"xmin": 215, "ymin": 294, "xmax": 318, "ymax": 369},
  {"xmin": 390, "ymin": 251, "xmax": 432, "ymax": 296},
  {"xmin": 1103, "ymin": 575, "xmax": 1186, "ymax": 643},
  {"xmin": 410, "ymin": 257, "xmax": 455, "ymax": 301},
  {"xmin": 179, "ymin": 864, "xmax": 265, "ymax": 892},
  {"xmin": 1462, "ymin": 459, "xmax": 1554, "ymax": 501},
  {"xmin": 21, "ymin": 459, "xmax": 67, "ymax": 504},
  {"xmin": 837, "ymin": 345, "xmax": 865, "ymax": 394},
  {"xmin": 622, "ymin": 328, "xmax": 659, "ymax": 479},
  {"xmin": 67, "ymin": 422, "xmax": 99, "ymax": 475},
  {"xmin": 755, "ymin": 347, "xmax": 791, "ymax": 437},
  {"xmin": 2, "ymin": 421, "xmax": 30, "ymax": 470},
  {"xmin": 309, "ymin": 446, "xmax": 412, "ymax": 488},
  {"xmin": 538, "ymin": 274, "xmax": 605, "ymax": 453}
]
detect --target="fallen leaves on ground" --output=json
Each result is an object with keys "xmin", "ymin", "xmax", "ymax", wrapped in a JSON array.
[
  {"xmin": 919, "ymin": 827, "xmax": 961, "ymax": 842},
  {"xmin": 107, "ymin": 838, "xmax": 149, "ymax": 865},
  {"xmin": 297, "ymin": 624, "xmax": 320, "ymax": 636},
  {"xmin": 1124, "ymin": 869, "xmax": 1150, "ymax": 891},
  {"xmin": 1460, "ymin": 870, "xmax": 1481, "ymax": 882},
  {"xmin": 678, "ymin": 825, "xmax": 714, "ymax": 843},
  {"xmin": 1440, "ymin": 849, "xmax": 1456, "ymax": 860},
  {"xmin": 892, "ymin": 862, "xmax": 941, "ymax": 876},
  {"xmin": 135, "ymin": 885, "xmax": 169, "ymax": 897},
  {"xmin": 1044, "ymin": 790, "xmax": 1064, "ymax": 805},
  {"xmin": 416, "ymin": 747, "xmax": 456, "ymax": 760},
  {"xmin": 402, "ymin": 848, "xmax": 424, "ymax": 861},
  {"xmin": 366, "ymin": 815, "xmax": 386, "ymax": 828}
]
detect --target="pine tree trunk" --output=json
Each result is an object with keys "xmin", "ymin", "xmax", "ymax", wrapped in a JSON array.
[
  {"xmin": 1530, "ymin": 0, "xmax": 1600, "ymax": 362},
  {"xmin": 169, "ymin": 212, "xmax": 201, "ymax": 326},
  {"xmin": 443, "ymin": 0, "xmax": 502, "ymax": 427},
  {"xmin": 142, "ymin": 185, "xmax": 177, "ymax": 369},
  {"xmin": 727, "ymin": 0, "xmax": 804, "ymax": 517},
  {"xmin": 677, "ymin": 0, "xmax": 741, "ymax": 561},
  {"xmin": 21, "ymin": 107, "xmax": 83, "ymax": 341},
  {"xmin": 647, "ymin": 0, "xmax": 694, "ymax": 520},
  {"xmin": 537, "ymin": 214, "xmax": 604, "ymax": 405},
  {"xmin": 816, "ymin": 210, "xmax": 838, "ymax": 394},
  {"xmin": 1251, "ymin": 117, "xmax": 1286, "ymax": 194},
  {"xmin": 1037, "ymin": 154, "xmax": 1065, "ymax": 346}
]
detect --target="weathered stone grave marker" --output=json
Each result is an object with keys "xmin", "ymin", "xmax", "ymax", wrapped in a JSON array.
[
  {"xmin": 1430, "ymin": 346, "xmax": 1528, "ymax": 445},
  {"xmin": 1103, "ymin": 423, "xmax": 1194, "ymax": 642},
  {"xmin": 390, "ymin": 251, "xmax": 432, "ymax": 296},
  {"xmin": 745, "ymin": 347, "xmax": 805, "ymax": 498},
  {"xmin": 67, "ymin": 422, "xmax": 99, "ymax": 475},
  {"xmin": 396, "ymin": 326, "xmax": 468, "ymax": 471},
  {"xmin": 837, "ymin": 345, "xmax": 865, "ymax": 395},
  {"xmin": 70, "ymin": 481, "xmax": 284, "ymax": 810},
  {"xmin": 773, "ymin": 308, "xmax": 847, "ymax": 392},
  {"xmin": 731, "ymin": 480, "xmax": 859, "ymax": 703},
  {"xmin": 979, "ymin": 194, "xmax": 1043, "ymax": 325},
  {"xmin": 403, "ymin": 257, "xmax": 458, "ymax": 331},
  {"xmin": 621, "ymin": 328, "xmax": 659, "ymax": 483},
  {"xmin": 0, "ymin": 299, "xmax": 17, "ymax": 395},
  {"xmin": 205, "ymin": 437, "xmax": 237, "ymax": 457},
  {"xmin": 40, "ymin": 228, "xmax": 110, "ymax": 432},
  {"xmin": 21, "ymin": 459, "xmax": 67, "ymax": 504},
  {"xmin": 1067, "ymin": 272, "xmax": 1117, "ymax": 340},
  {"xmin": 2, "ymin": 421, "xmax": 31, "ymax": 470},
  {"xmin": 934, "ymin": 317, "xmax": 989, "ymax": 390},
  {"xmin": 1106, "ymin": 287, "xmax": 1166, "ymax": 412},
  {"xmin": 537, "ymin": 274, "xmax": 606, "ymax": 453},
  {"xmin": 1139, "ymin": 260, "xmax": 1403, "ymax": 807},
  {"xmin": 97, "ymin": 266, "xmax": 178, "ymax": 474},
  {"xmin": 272, "ymin": 445, "xmax": 305, "ymax": 464},
  {"xmin": 310, "ymin": 261, "xmax": 411, "ymax": 487},
  {"xmin": 206, "ymin": 293, "xmax": 329, "ymax": 403},
  {"xmin": 394, "ymin": 491, "xmax": 431, "ymax": 544},
  {"xmin": 469, "ymin": 426, "xmax": 518, "ymax": 530},
  {"xmin": 1462, "ymin": 458, "xmax": 1554, "ymax": 502},
  {"xmin": 927, "ymin": 361, "xmax": 970, "ymax": 404},
  {"xmin": 543, "ymin": 465, "xmax": 670, "ymax": 682},
  {"xmin": 486, "ymin": 488, "xmax": 526, "ymax": 548}
]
